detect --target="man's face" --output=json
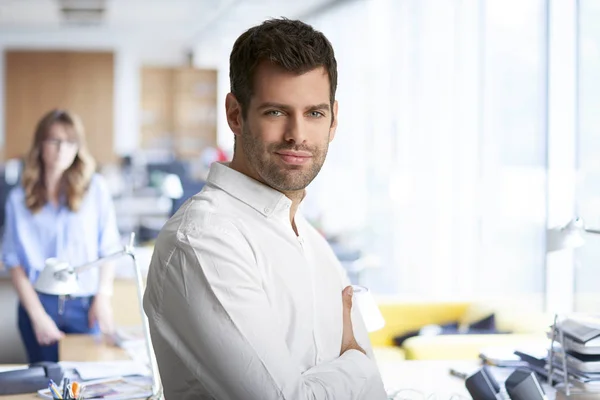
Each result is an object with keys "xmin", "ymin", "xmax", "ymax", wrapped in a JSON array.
[{"xmin": 230, "ymin": 63, "xmax": 338, "ymax": 192}]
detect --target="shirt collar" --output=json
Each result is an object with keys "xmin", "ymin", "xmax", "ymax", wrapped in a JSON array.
[
  {"xmin": 43, "ymin": 194, "xmax": 68, "ymax": 213},
  {"xmin": 206, "ymin": 162, "xmax": 293, "ymax": 217}
]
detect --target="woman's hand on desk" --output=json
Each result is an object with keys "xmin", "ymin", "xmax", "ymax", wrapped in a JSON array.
[
  {"xmin": 33, "ymin": 312, "xmax": 65, "ymax": 345},
  {"xmin": 89, "ymin": 293, "xmax": 116, "ymax": 343}
]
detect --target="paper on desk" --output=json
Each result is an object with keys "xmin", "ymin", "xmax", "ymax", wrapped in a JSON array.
[
  {"xmin": 479, "ymin": 346, "xmax": 529, "ymax": 367},
  {"xmin": 59, "ymin": 360, "xmax": 150, "ymax": 381},
  {"xmin": 114, "ymin": 326, "xmax": 150, "ymax": 365},
  {"xmin": 120, "ymin": 340, "xmax": 150, "ymax": 365}
]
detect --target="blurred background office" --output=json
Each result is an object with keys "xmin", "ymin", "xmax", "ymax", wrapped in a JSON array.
[{"xmin": 0, "ymin": 0, "xmax": 598, "ymax": 364}]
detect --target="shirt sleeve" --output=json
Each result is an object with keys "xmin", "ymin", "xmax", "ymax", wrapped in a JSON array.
[
  {"xmin": 1, "ymin": 191, "xmax": 21, "ymax": 269},
  {"xmin": 94, "ymin": 175, "xmax": 121, "ymax": 257},
  {"xmin": 144, "ymin": 222, "xmax": 387, "ymax": 400}
]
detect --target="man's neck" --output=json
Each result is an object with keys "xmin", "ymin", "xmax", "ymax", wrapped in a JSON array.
[
  {"xmin": 229, "ymin": 156, "xmax": 305, "ymax": 235},
  {"xmin": 286, "ymin": 191, "xmax": 304, "ymax": 236}
]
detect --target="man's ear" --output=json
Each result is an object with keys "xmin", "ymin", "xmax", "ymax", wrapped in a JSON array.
[
  {"xmin": 329, "ymin": 100, "xmax": 338, "ymax": 142},
  {"xmin": 225, "ymin": 93, "xmax": 243, "ymax": 136}
]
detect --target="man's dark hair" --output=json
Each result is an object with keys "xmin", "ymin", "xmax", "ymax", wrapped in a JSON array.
[{"xmin": 229, "ymin": 18, "xmax": 337, "ymax": 119}]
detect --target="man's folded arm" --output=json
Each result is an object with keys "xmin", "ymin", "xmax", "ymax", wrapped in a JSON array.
[
  {"xmin": 338, "ymin": 268, "xmax": 377, "ymax": 362},
  {"xmin": 146, "ymin": 225, "xmax": 383, "ymax": 400}
]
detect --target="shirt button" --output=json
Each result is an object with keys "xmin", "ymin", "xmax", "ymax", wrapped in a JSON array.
[{"xmin": 264, "ymin": 207, "xmax": 271, "ymax": 213}]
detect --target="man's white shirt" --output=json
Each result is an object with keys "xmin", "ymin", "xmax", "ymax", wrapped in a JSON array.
[{"xmin": 143, "ymin": 162, "xmax": 386, "ymax": 400}]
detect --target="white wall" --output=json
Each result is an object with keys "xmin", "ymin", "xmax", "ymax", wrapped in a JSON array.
[{"xmin": 0, "ymin": 29, "xmax": 191, "ymax": 158}]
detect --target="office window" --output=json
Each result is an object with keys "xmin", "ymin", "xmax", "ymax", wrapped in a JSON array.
[
  {"xmin": 575, "ymin": 0, "xmax": 600, "ymax": 312},
  {"xmin": 307, "ymin": 0, "xmax": 547, "ymax": 302},
  {"xmin": 479, "ymin": 0, "xmax": 547, "ymax": 299}
]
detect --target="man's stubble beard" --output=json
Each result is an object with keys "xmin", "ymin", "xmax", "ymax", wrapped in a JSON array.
[{"xmin": 240, "ymin": 125, "xmax": 329, "ymax": 192}]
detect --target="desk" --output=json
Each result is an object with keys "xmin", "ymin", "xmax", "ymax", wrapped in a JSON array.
[
  {"xmin": 0, "ymin": 334, "xmax": 129, "ymax": 400},
  {"xmin": 55, "ymin": 335, "xmax": 129, "ymax": 362},
  {"xmin": 2, "ymin": 339, "xmax": 560, "ymax": 400},
  {"xmin": 380, "ymin": 360, "xmax": 474, "ymax": 398},
  {"xmin": 378, "ymin": 359, "xmax": 558, "ymax": 400}
]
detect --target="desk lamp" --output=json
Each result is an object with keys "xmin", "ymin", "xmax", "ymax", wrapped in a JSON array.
[
  {"xmin": 547, "ymin": 217, "xmax": 600, "ymax": 252},
  {"xmin": 352, "ymin": 285, "xmax": 385, "ymax": 332},
  {"xmin": 34, "ymin": 233, "xmax": 162, "ymax": 399}
]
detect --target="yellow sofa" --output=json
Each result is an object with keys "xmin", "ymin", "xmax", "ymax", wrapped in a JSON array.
[{"xmin": 369, "ymin": 300, "xmax": 551, "ymax": 361}]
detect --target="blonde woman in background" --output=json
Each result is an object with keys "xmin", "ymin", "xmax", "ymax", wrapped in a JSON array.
[{"xmin": 1, "ymin": 109, "xmax": 121, "ymax": 362}]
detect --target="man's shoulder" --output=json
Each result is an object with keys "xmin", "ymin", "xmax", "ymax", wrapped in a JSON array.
[{"xmin": 156, "ymin": 189, "xmax": 249, "ymax": 249}]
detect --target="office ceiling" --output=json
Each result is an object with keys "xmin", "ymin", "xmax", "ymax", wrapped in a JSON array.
[{"xmin": 0, "ymin": 0, "xmax": 341, "ymax": 41}]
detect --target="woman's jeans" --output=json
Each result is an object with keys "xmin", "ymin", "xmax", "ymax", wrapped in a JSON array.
[{"xmin": 18, "ymin": 293, "xmax": 99, "ymax": 363}]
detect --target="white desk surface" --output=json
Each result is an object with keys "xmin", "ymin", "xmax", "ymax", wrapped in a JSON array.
[
  {"xmin": 380, "ymin": 359, "xmax": 560, "ymax": 399},
  {"xmin": 2, "ymin": 347, "xmax": 562, "ymax": 400}
]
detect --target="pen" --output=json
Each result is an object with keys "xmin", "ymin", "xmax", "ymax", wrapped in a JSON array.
[
  {"xmin": 77, "ymin": 385, "xmax": 86, "ymax": 400},
  {"xmin": 449, "ymin": 367, "xmax": 469, "ymax": 380},
  {"xmin": 71, "ymin": 381, "xmax": 80, "ymax": 399},
  {"xmin": 48, "ymin": 379, "xmax": 63, "ymax": 399},
  {"xmin": 62, "ymin": 377, "xmax": 70, "ymax": 399},
  {"xmin": 69, "ymin": 381, "xmax": 79, "ymax": 400}
]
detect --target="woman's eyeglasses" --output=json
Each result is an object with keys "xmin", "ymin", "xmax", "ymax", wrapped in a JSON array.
[{"xmin": 43, "ymin": 139, "xmax": 78, "ymax": 149}]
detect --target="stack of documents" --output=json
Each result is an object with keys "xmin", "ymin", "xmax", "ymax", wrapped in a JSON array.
[
  {"xmin": 550, "ymin": 317, "xmax": 600, "ymax": 394},
  {"xmin": 59, "ymin": 361, "xmax": 150, "ymax": 381}
]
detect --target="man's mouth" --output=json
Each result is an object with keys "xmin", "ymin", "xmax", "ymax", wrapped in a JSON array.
[{"xmin": 275, "ymin": 151, "xmax": 312, "ymax": 165}]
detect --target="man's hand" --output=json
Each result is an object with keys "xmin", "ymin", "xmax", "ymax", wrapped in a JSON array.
[
  {"xmin": 339, "ymin": 286, "xmax": 366, "ymax": 356},
  {"xmin": 89, "ymin": 294, "xmax": 116, "ymax": 343},
  {"xmin": 32, "ymin": 312, "xmax": 65, "ymax": 346}
]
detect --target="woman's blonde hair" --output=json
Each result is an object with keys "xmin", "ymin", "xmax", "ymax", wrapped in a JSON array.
[{"xmin": 22, "ymin": 109, "xmax": 96, "ymax": 213}]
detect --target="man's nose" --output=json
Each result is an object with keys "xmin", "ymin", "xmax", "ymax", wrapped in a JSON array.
[{"xmin": 283, "ymin": 114, "xmax": 308, "ymax": 144}]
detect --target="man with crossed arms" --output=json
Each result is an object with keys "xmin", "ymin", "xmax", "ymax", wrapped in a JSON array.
[{"xmin": 144, "ymin": 18, "xmax": 387, "ymax": 400}]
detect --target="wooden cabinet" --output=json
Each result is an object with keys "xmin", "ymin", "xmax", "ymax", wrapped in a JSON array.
[
  {"xmin": 4, "ymin": 51, "xmax": 114, "ymax": 164},
  {"xmin": 140, "ymin": 67, "xmax": 217, "ymax": 159}
]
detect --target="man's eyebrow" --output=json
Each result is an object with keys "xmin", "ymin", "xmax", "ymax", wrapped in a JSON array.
[
  {"xmin": 306, "ymin": 103, "xmax": 331, "ymax": 112},
  {"xmin": 256, "ymin": 102, "xmax": 331, "ymax": 112},
  {"xmin": 257, "ymin": 102, "xmax": 290, "ymax": 111}
]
